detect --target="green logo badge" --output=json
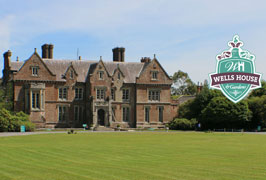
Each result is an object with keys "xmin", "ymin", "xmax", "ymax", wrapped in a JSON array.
[{"xmin": 209, "ymin": 35, "xmax": 262, "ymax": 103}]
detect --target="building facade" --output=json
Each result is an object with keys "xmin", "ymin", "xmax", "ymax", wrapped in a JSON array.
[{"xmin": 2, "ymin": 44, "xmax": 178, "ymax": 128}]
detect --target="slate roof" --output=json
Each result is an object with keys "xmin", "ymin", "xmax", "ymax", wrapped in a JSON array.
[
  {"xmin": 104, "ymin": 62, "xmax": 144, "ymax": 83},
  {"xmin": 43, "ymin": 59, "xmax": 98, "ymax": 82},
  {"xmin": 10, "ymin": 62, "xmax": 24, "ymax": 71},
  {"xmin": 10, "ymin": 59, "xmax": 145, "ymax": 83}
]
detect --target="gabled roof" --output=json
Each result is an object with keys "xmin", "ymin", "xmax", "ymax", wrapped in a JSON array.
[
  {"xmin": 14, "ymin": 52, "xmax": 56, "ymax": 77},
  {"xmin": 104, "ymin": 62, "xmax": 144, "ymax": 83},
  {"xmin": 43, "ymin": 59, "xmax": 97, "ymax": 82},
  {"xmin": 10, "ymin": 58, "xmax": 147, "ymax": 83},
  {"xmin": 113, "ymin": 64, "xmax": 125, "ymax": 78},
  {"xmin": 138, "ymin": 58, "xmax": 172, "ymax": 80},
  {"xmin": 64, "ymin": 62, "xmax": 78, "ymax": 77}
]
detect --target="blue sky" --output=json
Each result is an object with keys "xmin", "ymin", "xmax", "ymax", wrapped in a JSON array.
[{"xmin": 1, "ymin": 0, "xmax": 266, "ymax": 83}]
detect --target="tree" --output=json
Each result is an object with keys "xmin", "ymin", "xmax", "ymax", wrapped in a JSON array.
[
  {"xmin": 172, "ymin": 70, "xmax": 197, "ymax": 95},
  {"xmin": 247, "ymin": 96, "xmax": 266, "ymax": 129},
  {"xmin": 249, "ymin": 80, "xmax": 266, "ymax": 97},
  {"xmin": 200, "ymin": 97, "xmax": 251, "ymax": 129}
]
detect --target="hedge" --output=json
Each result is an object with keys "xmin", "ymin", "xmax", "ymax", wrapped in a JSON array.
[{"xmin": 168, "ymin": 118, "xmax": 197, "ymax": 130}]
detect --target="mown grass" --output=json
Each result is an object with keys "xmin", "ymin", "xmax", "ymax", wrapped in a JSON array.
[{"xmin": 0, "ymin": 132, "xmax": 266, "ymax": 180}]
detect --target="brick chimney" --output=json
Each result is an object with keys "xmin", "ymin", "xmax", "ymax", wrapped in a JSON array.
[
  {"xmin": 48, "ymin": 44, "xmax": 54, "ymax": 59},
  {"xmin": 2, "ymin": 50, "xmax": 12, "ymax": 84},
  {"xmin": 112, "ymin": 47, "xmax": 125, "ymax": 62},
  {"xmin": 197, "ymin": 82, "xmax": 203, "ymax": 94},
  {"xmin": 140, "ymin": 57, "xmax": 151, "ymax": 63},
  {"xmin": 42, "ymin": 44, "xmax": 54, "ymax": 59},
  {"xmin": 3, "ymin": 50, "xmax": 12, "ymax": 70}
]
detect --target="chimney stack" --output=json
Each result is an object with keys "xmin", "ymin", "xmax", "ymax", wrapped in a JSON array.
[
  {"xmin": 48, "ymin": 44, "xmax": 54, "ymax": 59},
  {"xmin": 196, "ymin": 82, "xmax": 203, "ymax": 94},
  {"xmin": 140, "ymin": 57, "xmax": 151, "ymax": 63},
  {"xmin": 3, "ymin": 50, "xmax": 12, "ymax": 84},
  {"xmin": 42, "ymin": 44, "xmax": 54, "ymax": 59},
  {"xmin": 3, "ymin": 50, "xmax": 12, "ymax": 70},
  {"xmin": 112, "ymin": 47, "xmax": 125, "ymax": 62}
]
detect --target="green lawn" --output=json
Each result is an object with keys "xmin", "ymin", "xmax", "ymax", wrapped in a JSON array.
[{"xmin": 0, "ymin": 132, "xmax": 266, "ymax": 180}]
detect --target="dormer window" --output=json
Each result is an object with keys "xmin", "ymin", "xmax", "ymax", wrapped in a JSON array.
[
  {"xmin": 99, "ymin": 71, "xmax": 104, "ymax": 80},
  {"xmin": 32, "ymin": 67, "xmax": 38, "ymax": 76},
  {"xmin": 151, "ymin": 71, "xmax": 158, "ymax": 80},
  {"xmin": 70, "ymin": 70, "xmax": 74, "ymax": 79},
  {"xmin": 118, "ymin": 72, "xmax": 121, "ymax": 80}
]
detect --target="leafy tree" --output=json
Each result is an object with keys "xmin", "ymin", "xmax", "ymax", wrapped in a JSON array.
[
  {"xmin": 172, "ymin": 70, "xmax": 197, "ymax": 95},
  {"xmin": 178, "ymin": 99, "xmax": 195, "ymax": 119},
  {"xmin": 247, "ymin": 95, "xmax": 266, "ymax": 129},
  {"xmin": 249, "ymin": 80, "xmax": 266, "ymax": 97},
  {"xmin": 189, "ymin": 86, "xmax": 223, "ymax": 119},
  {"xmin": 200, "ymin": 97, "xmax": 251, "ymax": 129}
]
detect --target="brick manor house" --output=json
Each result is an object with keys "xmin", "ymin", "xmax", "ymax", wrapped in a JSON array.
[{"xmin": 2, "ymin": 44, "xmax": 178, "ymax": 128}]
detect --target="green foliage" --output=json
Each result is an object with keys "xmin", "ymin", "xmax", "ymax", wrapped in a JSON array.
[
  {"xmin": 178, "ymin": 82, "xmax": 256, "ymax": 129},
  {"xmin": 0, "ymin": 108, "xmax": 13, "ymax": 132},
  {"xmin": 191, "ymin": 86, "xmax": 223, "ymax": 118},
  {"xmin": 0, "ymin": 108, "xmax": 35, "ymax": 132},
  {"xmin": 169, "ymin": 118, "xmax": 197, "ymax": 130},
  {"xmin": 172, "ymin": 70, "xmax": 197, "ymax": 95},
  {"xmin": 0, "ymin": 82, "xmax": 13, "ymax": 111},
  {"xmin": 247, "ymin": 95, "xmax": 266, "ymax": 128},
  {"xmin": 178, "ymin": 99, "xmax": 195, "ymax": 119},
  {"xmin": 200, "ymin": 97, "xmax": 251, "ymax": 129},
  {"xmin": 249, "ymin": 80, "xmax": 266, "ymax": 97},
  {"xmin": 171, "ymin": 94, "xmax": 181, "ymax": 100},
  {"xmin": 178, "ymin": 84, "xmax": 223, "ymax": 120}
]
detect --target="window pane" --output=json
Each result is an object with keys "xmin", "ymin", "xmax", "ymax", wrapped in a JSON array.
[
  {"xmin": 59, "ymin": 88, "xmax": 62, "ymax": 99},
  {"xmin": 145, "ymin": 108, "xmax": 150, "ymax": 122},
  {"xmin": 36, "ymin": 93, "xmax": 40, "ymax": 108},
  {"xmin": 159, "ymin": 107, "xmax": 163, "ymax": 122},
  {"xmin": 32, "ymin": 93, "xmax": 35, "ymax": 108},
  {"xmin": 59, "ymin": 107, "xmax": 62, "ymax": 121},
  {"xmin": 63, "ymin": 88, "xmax": 67, "ymax": 99},
  {"xmin": 123, "ymin": 107, "xmax": 129, "ymax": 122},
  {"xmin": 63, "ymin": 107, "xmax": 66, "ymax": 121},
  {"xmin": 79, "ymin": 88, "xmax": 82, "ymax": 99},
  {"xmin": 75, "ymin": 88, "xmax": 78, "ymax": 99},
  {"xmin": 123, "ymin": 89, "xmax": 129, "ymax": 100}
]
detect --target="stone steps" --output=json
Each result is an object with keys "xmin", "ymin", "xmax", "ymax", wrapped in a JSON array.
[{"xmin": 94, "ymin": 126, "xmax": 114, "ymax": 131}]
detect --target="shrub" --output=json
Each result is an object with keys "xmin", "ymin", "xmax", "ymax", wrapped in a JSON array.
[
  {"xmin": 0, "ymin": 109, "xmax": 12, "ymax": 132},
  {"xmin": 22, "ymin": 121, "xmax": 35, "ymax": 132},
  {"xmin": 169, "ymin": 118, "xmax": 196, "ymax": 130},
  {"xmin": 0, "ymin": 109, "xmax": 35, "ymax": 132}
]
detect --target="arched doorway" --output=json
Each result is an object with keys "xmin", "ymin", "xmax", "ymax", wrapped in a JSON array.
[{"xmin": 98, "ymin": 109, "xmax": 105, "ymax": 126}]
